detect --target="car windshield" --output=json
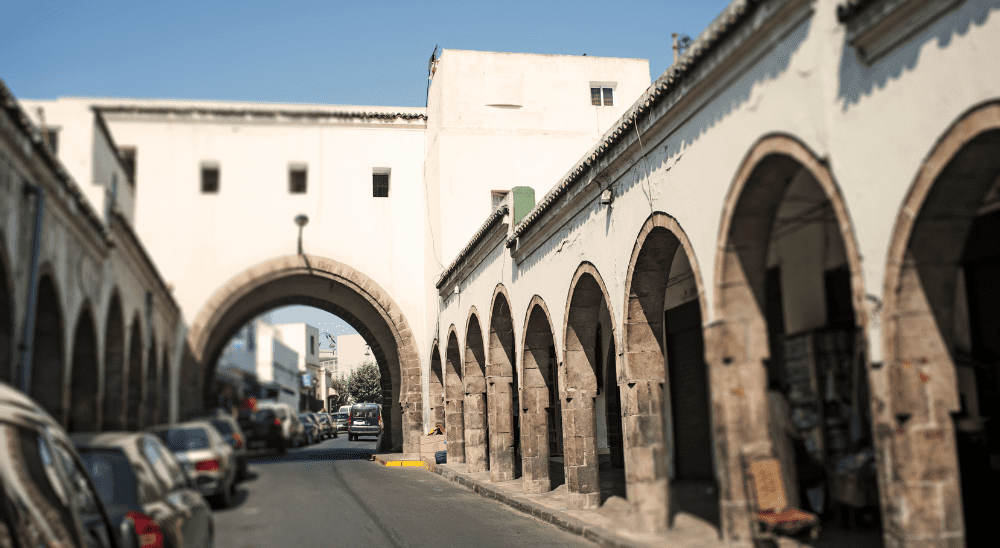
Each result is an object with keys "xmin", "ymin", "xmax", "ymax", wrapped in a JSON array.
[
  {"xmin": 334, "ymin": 413, "xmax": 346, "ymax": 420},
  {"xmin": 159, "ymin": 427, "xmax": 210, "ymax": 451},
  {"xmin": 352, "ymin": 407, "xmax": 378, "ymax": 419},
  {"xmin": 78, "ymin": 448, "xmax": 140, "ymax": 507},
  {"xmin": 210, "ymin": 420, "xmax": 233, "ymax": 435}
]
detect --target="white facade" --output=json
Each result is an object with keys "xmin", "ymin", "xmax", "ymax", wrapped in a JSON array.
[
  {"xmin": 332, "ymin": 333, "xmax": 371, "ymax": 379},
  {"xmin": 216, "ymin": 319, "xmax": 300, "ymax": 409}
]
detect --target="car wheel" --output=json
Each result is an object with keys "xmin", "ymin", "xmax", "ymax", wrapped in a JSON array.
[{"xmin": 216, "ymin": 480, "xmax": 234, "ymax": 509}]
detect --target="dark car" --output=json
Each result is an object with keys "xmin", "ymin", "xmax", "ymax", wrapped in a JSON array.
[
  {"xmin": 239, "ymin": 407, "xmax": 286, "ymax": 454},
  {"xmin": 205, "ymin": 412, "xmax": 248, "ymax": 479},
  {"xmin": 348, "ymin": 403, "xmax": 383, "ymax": 441},
  {"xmin": 0, "ymin": 383, "xmax": 126, "ymax": 548},
  {"xmin": 73, "ymin": 432, "xmax": 215, "ymax": 548}
]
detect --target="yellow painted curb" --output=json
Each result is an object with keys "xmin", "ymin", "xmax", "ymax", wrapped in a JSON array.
[{"xmin": 383, "ymin": 460, "xmax": 425, "ymax": 467}]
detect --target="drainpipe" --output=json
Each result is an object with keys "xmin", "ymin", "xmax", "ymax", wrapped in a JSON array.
[{"xmin": 17, "ymin": 183, "xmax": 46, "ymax": 394}]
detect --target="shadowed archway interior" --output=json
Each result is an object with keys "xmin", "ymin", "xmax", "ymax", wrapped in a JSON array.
[
  {"xmin": 31, "ymin": 275, "xmax": 64, "ymax": 425},
  {"xmin": 102, "ymin": 294, "xmax": 125, "ymax": 430},
  {"xmin": 68, "ymin": 306, "xmax": 99, "ymax": 432},
  {"xmin": 488, "ymin": 291, "xmax": 519, "ymax": 482},
  {"xmin": 126, "ymin": 316, "xmax": 143, "ymax": 431}
]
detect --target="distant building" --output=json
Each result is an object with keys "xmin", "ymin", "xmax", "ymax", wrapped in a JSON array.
[
  {"xmin": 216, "ymin": 318, "xmax": 299, "ymax": 410},
  {"xmin": 270, "ymin": 323, "xmax": 324, "ymax": 411},
  {"xmin": 332, "ymin": 334, "xmax": 371, "ymax": 380}
]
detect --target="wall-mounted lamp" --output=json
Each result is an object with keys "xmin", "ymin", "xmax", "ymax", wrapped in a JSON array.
[{"xmin": 294, "ymin": 214, "xmax": 309, "ymax": 255}]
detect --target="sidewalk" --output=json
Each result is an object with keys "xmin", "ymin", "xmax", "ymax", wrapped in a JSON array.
[{"xmin": 413, "ymin": 457, "xmax": 732, "ymax": 548}]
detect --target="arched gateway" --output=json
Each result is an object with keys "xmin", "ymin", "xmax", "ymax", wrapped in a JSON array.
[{"xmin": 186, "ymin": 255, "xmax": 423, "ymax": 453}]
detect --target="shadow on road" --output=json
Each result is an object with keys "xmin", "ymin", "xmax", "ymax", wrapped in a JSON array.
[{"xmin": 246, "ymin": 439, "xmax": 377, "ymax": 466}]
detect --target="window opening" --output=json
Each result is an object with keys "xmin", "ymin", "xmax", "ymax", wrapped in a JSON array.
[
  {"xmin": 201, "ymin": 164, "xmax": 220, "ymax": 194},
  {"xmin": 373, "ymin": 173, "xmax": 389, "ymax": 198},
  {"xmin": 289, "ymin": 166, "xmax": 307, "ymax": 194},
  {"xmin": 119, "ymin": 146, "xmax": 136, "ymax": 185}
]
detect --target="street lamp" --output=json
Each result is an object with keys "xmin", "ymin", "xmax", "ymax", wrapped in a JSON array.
[{"xmin": 294, "ymin": 214, "xmax": 309, "ymax": 255}]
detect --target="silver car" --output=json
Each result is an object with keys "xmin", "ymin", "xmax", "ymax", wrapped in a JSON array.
[{"xmin": 149, "ymin": 420, "xmax": 237, "ymax": 508}]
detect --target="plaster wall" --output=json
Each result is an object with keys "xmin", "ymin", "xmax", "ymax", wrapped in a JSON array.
[{"xmin": 335, "ymin": 333, "xmax": 370, "ymax": 378}]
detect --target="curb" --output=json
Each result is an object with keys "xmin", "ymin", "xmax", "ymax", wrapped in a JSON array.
[
  {"xmin": 371, "ymin": 454, "xmax": 427, "ymax": 467},
  {"xmin": 424, "ymin": 462, "xmax": 641, "ymax": 548}
]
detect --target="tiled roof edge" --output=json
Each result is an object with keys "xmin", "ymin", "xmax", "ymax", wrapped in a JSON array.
[
  {"xmin": 435, "ymin": 204, "xmax": 509, "ymax": 289},
  {"xmin": 505, "ymin": 0, "xmax": 761, "ymax": 248},
  {"xmin": 96, "ymin": 105, "xmax": 428, "ymax": 121}
]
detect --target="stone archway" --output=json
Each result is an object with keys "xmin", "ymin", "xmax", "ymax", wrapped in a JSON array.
[
  {"xmin": 487, "ymin": 285, "xmax": 519, "ymax": 482},
  {"xmin": 623, "ymin": 213, "xmax": 715, "ymax": 533},
  {"xmin": 520, "ymin": 296, "xmax": 560, "ymax": 494},
  {"xmin": 125, "ymin": 315, "xmax": 143, "ymax": 431},
  {"xmin": 714, "ymin": 135, "xmax": 870, "ymax": 543},
  {"xmin": 445, "ymin": 327, "xmax": 466, "ymax": 463},
  {"xmin": 562, "ymin": 262, "xmax": 617, "ymax": 509},
  {"xmin": 68, "ymin": 305, "xmax": 100, "ymax": 432},
  {"xmin": 429, "ymin": 342, "xmax": 444, "ymax": 428},
  {"xmin": 186, "ymin": 255, "xmax": 422, "ymax": 453},
  {"xmin": 0, "ymin": 238, "xmax": 13, "ymax": 384},
  {"xmin": 881, "ymin": 102, "xmax": 1000, "ymax": 547},
  {"xmin": 464, "ymin": 308, "xmax": 489, "ymax": 472},
  {"xmin": 102, "ymin": 293, "xmax": 126, "ymax": 430},
  {"xmin": 31, "ymin": 274, "xmax": 65, "ymax": 425}
]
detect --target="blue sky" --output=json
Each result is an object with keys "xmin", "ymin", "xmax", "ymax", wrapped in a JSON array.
[
  {"xmin": 1, "ymin": 0, "xmax": 733, "ymax": 341},
  {"xmin": 2, "ymin": 0, "xmax": 734, "ymax": 107}
]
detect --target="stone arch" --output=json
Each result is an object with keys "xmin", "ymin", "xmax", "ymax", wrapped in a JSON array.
[
  {"xmin": 144, "ymin": 335, "xmax": 158, "ymax": 427},
  {"xmin": 445, "ymin": 326, "xmax": 465, "ymax": 463},
  {"xmin": 68, "ymin": 303, "xmax": 100, "ymax": 432},
  {"xmin": 102, "ymin": 292, "xmax": 125, "ymax": 430},
  {"xmin": 487, "ymin": 284, "xmax": 519, "ymax": 482},
  {"xmin": 159, "ymin": 347, "xmax": 170, "ymax": 424},
  {"xmin": 464, "ymin": 307, "xmax": 488, "ymax": 472},
  {"xmin": 186, "ymin": 254, "xmax": 422, "ymax": 453},
  {"xmin": 125, "ymin": 314, "xmax": 143, "ymax": 431},
  {"xmin": 31, "ymin": 272, "xmax": 65, "ymax": 425},
  {"xmin": 0, "ymin": 236, "xmax": 13, "ymax": 384},
  {"xmin": 623, "ymin": 212, "xmax": 714, "ymax": 532},
  {"xmin": 428, "ymin": 340, "xmax": 444, "ymax": 428},
  {"xmin": 562, "ymin": 262, "xmax": 617, "ymax": 509},
  {"xmin": 881, "ymin": 101, "xmax": 1000, "ymax": 546},
  {"xmin": 713, "ymin": 134, "xmax": 868, "ymax": 542},
  {"xmin": 520, "ymin": 295, "xmax": 561, "ymax": 494}
]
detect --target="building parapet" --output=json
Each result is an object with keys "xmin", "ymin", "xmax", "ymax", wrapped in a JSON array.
[{"xmin": 95, "ymin": 104, "xmax": 427, "ymax": 125}]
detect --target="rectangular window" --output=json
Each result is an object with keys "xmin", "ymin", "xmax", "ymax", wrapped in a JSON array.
[
  {"xmin": 289, "ymin": 165, "xmax": 307, "ymax": 194},
  {"xmin": 119, "ymin": 146, "xmax": 136, "ymax": 185},
  {"xmin": 201, "ymin": 163, "xmax": 220, "ymax": 194},
  {"xmin": 373, "ymin": 169, "xmax": 390, "ymax": 198},
  {"xmin": 590, "ymin": 82, "xmax": 616, "ymax": 106},
  {"xmin": 310, "ymin": 336, "xmax": 315, "ymax": 355}
]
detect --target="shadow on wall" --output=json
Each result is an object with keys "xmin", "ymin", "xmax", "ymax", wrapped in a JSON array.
[{"xmin": 838, "ymin": 0, "xmax": 998, "ymax": 110}]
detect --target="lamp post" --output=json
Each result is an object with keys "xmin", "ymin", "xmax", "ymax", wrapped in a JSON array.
[{"xmin": 294, "ymin": 214, "xmax": 309, "ymax": 255}]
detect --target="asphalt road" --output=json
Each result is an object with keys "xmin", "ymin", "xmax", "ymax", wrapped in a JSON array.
[{"xmin": 214, "ymin": 433, "xmax": 594, "ymax": 548}]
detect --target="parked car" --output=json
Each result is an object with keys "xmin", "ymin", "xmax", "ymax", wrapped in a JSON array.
[
  {"xmin": 332, "ymin": 412, "xmax": 348, "ymax": 432},
  {"xmin": 148, "ymin": 421, "xmax": 238, "ymax": 508},
  {"xmin": 204, "ymin": 411, "xmax": 248, "ymax": 479},
  {"xmin": 257, "ymin": 402, "xmax": 305, "ymax": 449},
  {"xmin": 299, "ymin": 413, "xmax": 320, "ymax": 444},
  {"xmin": 73, "ymin": 431, "xmax": 215, "ymax": 548},
  {"xmin": 0, "ymin": 382, "xmax": 126, "ymax": 548},
  {"xmin": 316, "ymin": 412, "xmax": 336, "ymax": 439},
  {"xmin": 348, "ymin": 403, "xmax": 383, "ymax": 441},
  {"xmin": 239, "ymin": 407, "xmax": 284, "ymax": 453}
]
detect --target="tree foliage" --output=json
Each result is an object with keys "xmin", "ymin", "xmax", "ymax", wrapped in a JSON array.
[
  {"xmin": 347, "ymin": 361, "xmax": 381, "ymax": 404},
  {"xmin": 327, "ymin": 376, "xmax": 350, "ymax": 409}
]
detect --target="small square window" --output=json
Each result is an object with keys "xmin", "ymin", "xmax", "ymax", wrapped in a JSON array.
[
  {"xmin": 289, "ymin": 166, "xmax": 307, "ymax": 194},
  {"xmin": 373, "ymin": 172, "xmax": 389, "ymax": 198},
  {"xmin": 590, "ymin": 83, "xmax": 616, "ymax": 106},
  {"xmin": 201, "ymin": 164, "xmax": 220, "ymax": 194}
]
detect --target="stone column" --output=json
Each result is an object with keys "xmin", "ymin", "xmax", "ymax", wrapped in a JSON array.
[
  {"xmin": 488, "ymin": 376, "xmax": 515, "ymax": 481},
  {"xmin": 563, "ymin": 396, "xmax": 600, "ymax": 508},
  {"xmin": 520, "ymin": 385, "xmax": 551, "ymax": 494},
  {"xmin": 446, "ymin": 397, "xmax": 466, "ymax": 463},
  {"xmin": 465, "ymin": 391, "xmax": 488, "ymax": 472}
]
